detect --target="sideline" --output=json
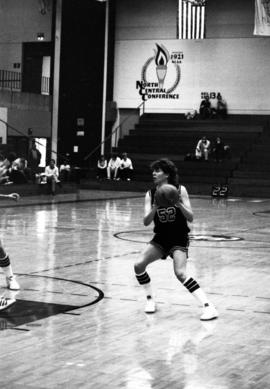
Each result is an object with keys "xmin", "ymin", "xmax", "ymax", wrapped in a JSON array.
[{"xmin": 0, "ymin": 189, "xmax": 144, "ymax": 208}]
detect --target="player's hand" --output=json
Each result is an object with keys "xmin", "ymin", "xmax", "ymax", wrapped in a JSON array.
[
  {"xmin": 9, "ymin": 193, "xmax": 20, "ymax": 201},
  {"xmin": 175, "ymin": 197, "xmax": 183, "ymax": 207},
  {"xmin": 152, "ymin": 195, "xmax": 159, "ymax": 209}
]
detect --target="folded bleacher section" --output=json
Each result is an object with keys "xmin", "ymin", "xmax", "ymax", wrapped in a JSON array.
[{"xmin": 82, "ymin": 113, "xmax": 270, "ymax": 197}]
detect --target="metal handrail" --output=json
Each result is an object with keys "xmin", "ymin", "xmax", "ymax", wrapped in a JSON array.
[
  {"xmin": 84, "ymin": 100, "xmax": 145, "ymax": 161},
  {"xmin": 0, "ymin": 69, "xmax": 21, "ymax": 90},
  {"xmin": 0, "ymin": 98, "xmax": 146, "ymax": 165},
  {"xmin": 0, "ymin": 118, "xmax": 67, "ymax": 161},
  {"xmin": 0, "ymin": 69, "xmax": 50, "ymax": 94}
]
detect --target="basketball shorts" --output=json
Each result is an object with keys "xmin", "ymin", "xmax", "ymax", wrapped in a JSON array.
[{"xmin": 150, "ymin": 233, "xmax": 189, "ymax": 259}]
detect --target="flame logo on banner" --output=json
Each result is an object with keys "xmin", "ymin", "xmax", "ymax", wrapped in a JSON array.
[
  {"xmin": 155, "ymin": 44, "xmax": 170, "ymax": 88},
  {"xmin": 155, "ymin": 44, "xmax": 169, "ymax": 66},
  {"xmin": 137, "ymin": 43, "xmax": 182, "ymax": 100}
]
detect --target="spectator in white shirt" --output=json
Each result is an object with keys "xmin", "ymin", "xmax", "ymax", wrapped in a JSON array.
[
  {"xmin": 195, "ymin": 136, "xmax": 211, "ymax": 161},
  {"xmin": 59, "ymin": 159, "xmax": 71, "ymax": 182},
  {"xmin": 119, "ymin": 152, "xmax": 133, "ymax": 181},
  {"xmin": 45, "ymin": 159, "xmax": 60, "ymax": 195},
  {"xmin": 107, "ymin": 154, "xmax": 121, "ymax": 180}
]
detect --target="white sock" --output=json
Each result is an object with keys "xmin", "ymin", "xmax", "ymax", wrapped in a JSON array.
[
  {"xmin": 2, "ymin": 264, "xmax": 13, "ymax": 278},
  {"xmin": 135, "ymin": 271, "xmax": 154, "ymax": 299},
  {"xmin": 142, "ymin": 283, "xmax": 153, "ymax": 299},
  {"xmin": 0, "ymin": 255, "xmax": 13, "ymax": 278},
  {"xmin": 184, "ymin": 277, "xmax": 209, "ymax": 306},
  {"xmin": 192, "ymin": 288, "xmax": 209, "ymax": 306}
]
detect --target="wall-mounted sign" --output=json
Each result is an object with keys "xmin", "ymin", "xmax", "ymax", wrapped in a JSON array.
[
  {"xmin": 77, "ymin": 118, "xmax": 85, "ymax": 126},
  {"xmin": 201, "ymin": 92, "xmax": 220, "ymax": 99},
  {"xmin": 136, "ymin": 43, "xmax": 183, "ymax": 101}
]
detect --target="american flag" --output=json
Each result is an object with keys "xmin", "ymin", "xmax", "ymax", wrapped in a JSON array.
[{"xmin": 177, "ymin": 0, "xmax": 206, "ymax": 39}]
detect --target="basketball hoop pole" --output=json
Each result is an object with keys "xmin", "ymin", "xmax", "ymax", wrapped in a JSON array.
[{"xmin": 100, "ymin": 0, "xmax": 109, "ymax": 156}]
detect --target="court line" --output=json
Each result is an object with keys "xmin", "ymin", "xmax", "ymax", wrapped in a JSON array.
[
  {"xmin": 14, "ymin": 274, "xmax": 270, "ymax": 317},
  {"xmin": 102, "ymin": 295, "xmax": 270, "ymax": 316},
  {"xmin": 87, "ymin": 280, "xmax": 270, "ymax": 302},
  {"xmin": 0, "ymin": 193, "xmax": 144, "ymax": 209},
  {"xmin": 22, "ymin": 288, "xmax": 89, "ymax": 297},
  {"xmin": 62, "ymin": 312, "xmax": 81, "ymax": 316},
  {"xmin": 15, "ymin": 259, "xmax": 270, "ymax": 303},
  {"xmin": 15, "ymin": 273, "xmax": 104, "ymax": 309},
  {"xmin": 253, "ymin": 211, "xmax": 270, "ymax": 217},
  {"xmin": 114, "ymin": 230, "xmax": 270, "ymax": 249},
  {"xmin": 15, "ymin": 251, "xmax": 141, "ymax": 276},
  {"xmin": 13, "ymin": 256, "xmax": 270, "ymax": 309}
]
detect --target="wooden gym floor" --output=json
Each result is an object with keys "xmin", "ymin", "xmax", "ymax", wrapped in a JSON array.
[{"xmin": 0, "ymin": 189, "xmax": 270, "ymax": 389}]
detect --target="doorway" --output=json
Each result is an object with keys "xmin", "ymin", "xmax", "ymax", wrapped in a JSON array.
[
  {"xmin": 22, "ymin": 42, "xmax": 52, "ymax": 94},
  {"xmin": 34, "ymin": 137, "xmax": 47, "ymax": 168}
]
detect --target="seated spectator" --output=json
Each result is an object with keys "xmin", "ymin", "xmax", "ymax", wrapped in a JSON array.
[
  {"xmin": 0, "ymin": 152, "xmax": 18, "ymax": 185},
  {"xmin": 0, "ymin": 153, "xmax": 10, "ymax": 184},
  {"xmin": 9, "ymin": 157, "xmax": 28, "ymax": 184},
  {"xmin": 59, "ymin": 160, "xmax": 71, "ymax": 182},
  {"xmin": 4, "ymin": 152, "xmax": 17, "ymax": 171},
  {"xmin": 212, "ymin": 137, "xmax": 225, "ymax": 163},
  {"xmin": 118, "ymin": 152, "xmax": 133, "ymax": 181},
  {"xmin": 96, "ymin": 155, "xmax": 107, "ymax": 180},
  {"xmin": 216, "ymin": 93, "xmax": 227, "ymax": 119},
  {"xmin": 212, "ymin": 137, "xmax": 231, "ymax": 162},
  {"xmin": 107, "ymin": 153, "xmax": 121, "ymax": 180},
  {"xmin": 199, "ymin": 95, "xmax": 212, "ymax": 119},
  {"xmin": 185, "ymin": 110, "xmax": 198, "ymax": 120},
  {"xmin": 44, "ymin": 159, "xmax": 61, "ymax": 195},
  {"xmin": 195, "ymin": 136, "xmax": 211, "ymax": 161},
  {"xmin": 224, "ymin": 144, "xmax": 231, "ymax": 159},
  {"xmin": 0, "ymin": 153, "xmax": 5, "ymax": 167}
]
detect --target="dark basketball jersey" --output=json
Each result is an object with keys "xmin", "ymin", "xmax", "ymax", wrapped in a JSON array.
[{"xmin": 150, "ymin": 188, "xmax": 190, "ymax": 237}]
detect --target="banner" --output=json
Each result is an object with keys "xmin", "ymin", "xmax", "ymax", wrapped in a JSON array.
[
  {"xmin": 177, "ymin": 0, "xmax": 206, "ymax": 39},
  {"xmin": 254, "ymin": 0, "xmax": 270, "ymax": 36}
]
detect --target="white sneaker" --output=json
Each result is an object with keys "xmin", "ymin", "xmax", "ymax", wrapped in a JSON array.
[
  {"xmin": 6, "ymin": 276, "xmax": 20, "ymax": 290},
  {"xmin": 0, "ymin": 297, "xmax": 16, "ymax": 311},
  {"xmin": 200, "ymin": 303, "xmax": 218, "ymax": 321},
  {"xmin": 144, "ymin": 297, "xmax": 156, "ymax": 314}
]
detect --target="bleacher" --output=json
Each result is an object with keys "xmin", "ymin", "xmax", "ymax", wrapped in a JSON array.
[
  {"xmin": 228, "ymin": 128, "xmax": 270, "ymax": 197},
  {"xmin": 55, "ymin": 112, "xmax": 269, "ymax": 198},
  {"xmin": 107, "ymin": 113, "xmax": 268, "ymax": 197}
]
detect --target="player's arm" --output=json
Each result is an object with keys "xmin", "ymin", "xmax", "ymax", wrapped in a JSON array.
[
  {"xmin": 44, "ymin": 166, "xmax": 51, "ymax": 176},
  {"xmin": 196, "ymin": 140, "xmax": 201, "ymax": 153},
  {"xmin": 143, "ymin": 190, "xmax": 157, "ymax": 226},
  {"xmin": 55, "ymin": 167, "xmax": 59, "ymax": 178},
  {"xmin": 177, "ymin": 186, "xmax": 193, "ymax": 222},
  {"xmin": 0, "ymin": 193, "xmax": 20, "ymax": 201}
]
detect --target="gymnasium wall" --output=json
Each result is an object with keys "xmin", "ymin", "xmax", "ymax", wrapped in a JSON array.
[
  {"xmin": 0, "ymin": 0, "xmax": 53, "ymax": 142},
  {"xmin": 113, "ymin": 0, "xmax": 270, "ymax": 115},
  {"xmin": 0, "ymin": 0, "xmax": 52, "ymax": 72}
]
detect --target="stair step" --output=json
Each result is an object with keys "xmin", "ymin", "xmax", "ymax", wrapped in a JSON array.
[
  {"xmin": 237, "ymin": 163, "xmax": 270, "ymax": 172},
  {"xmin": 228, "ymin": 177, "xmax": 270, "ymax": 186},
  {"xmin": 111, "ymin": 113, "xmax": 269, "ymax": 197},
  {"xmin": 233, "ymin": 171, "xmax": 270, "ymax": 179},
  {"xmin": 228, "ymin": 184, "xmax": 270, "ymax": 198}
]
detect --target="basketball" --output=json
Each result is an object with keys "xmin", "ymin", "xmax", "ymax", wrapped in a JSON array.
[{"xmin": 154, "ymin": 184, "xmax": 180, "ymax": 207}]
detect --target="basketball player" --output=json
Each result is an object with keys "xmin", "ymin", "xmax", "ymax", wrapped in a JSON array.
[
  {"xmin": 0, "ymin": 192, "xmax": 20, "ymax": 311},
  {"xmin": 134, "ymin": 158, "xmax": 218, "ymax": 321}
]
